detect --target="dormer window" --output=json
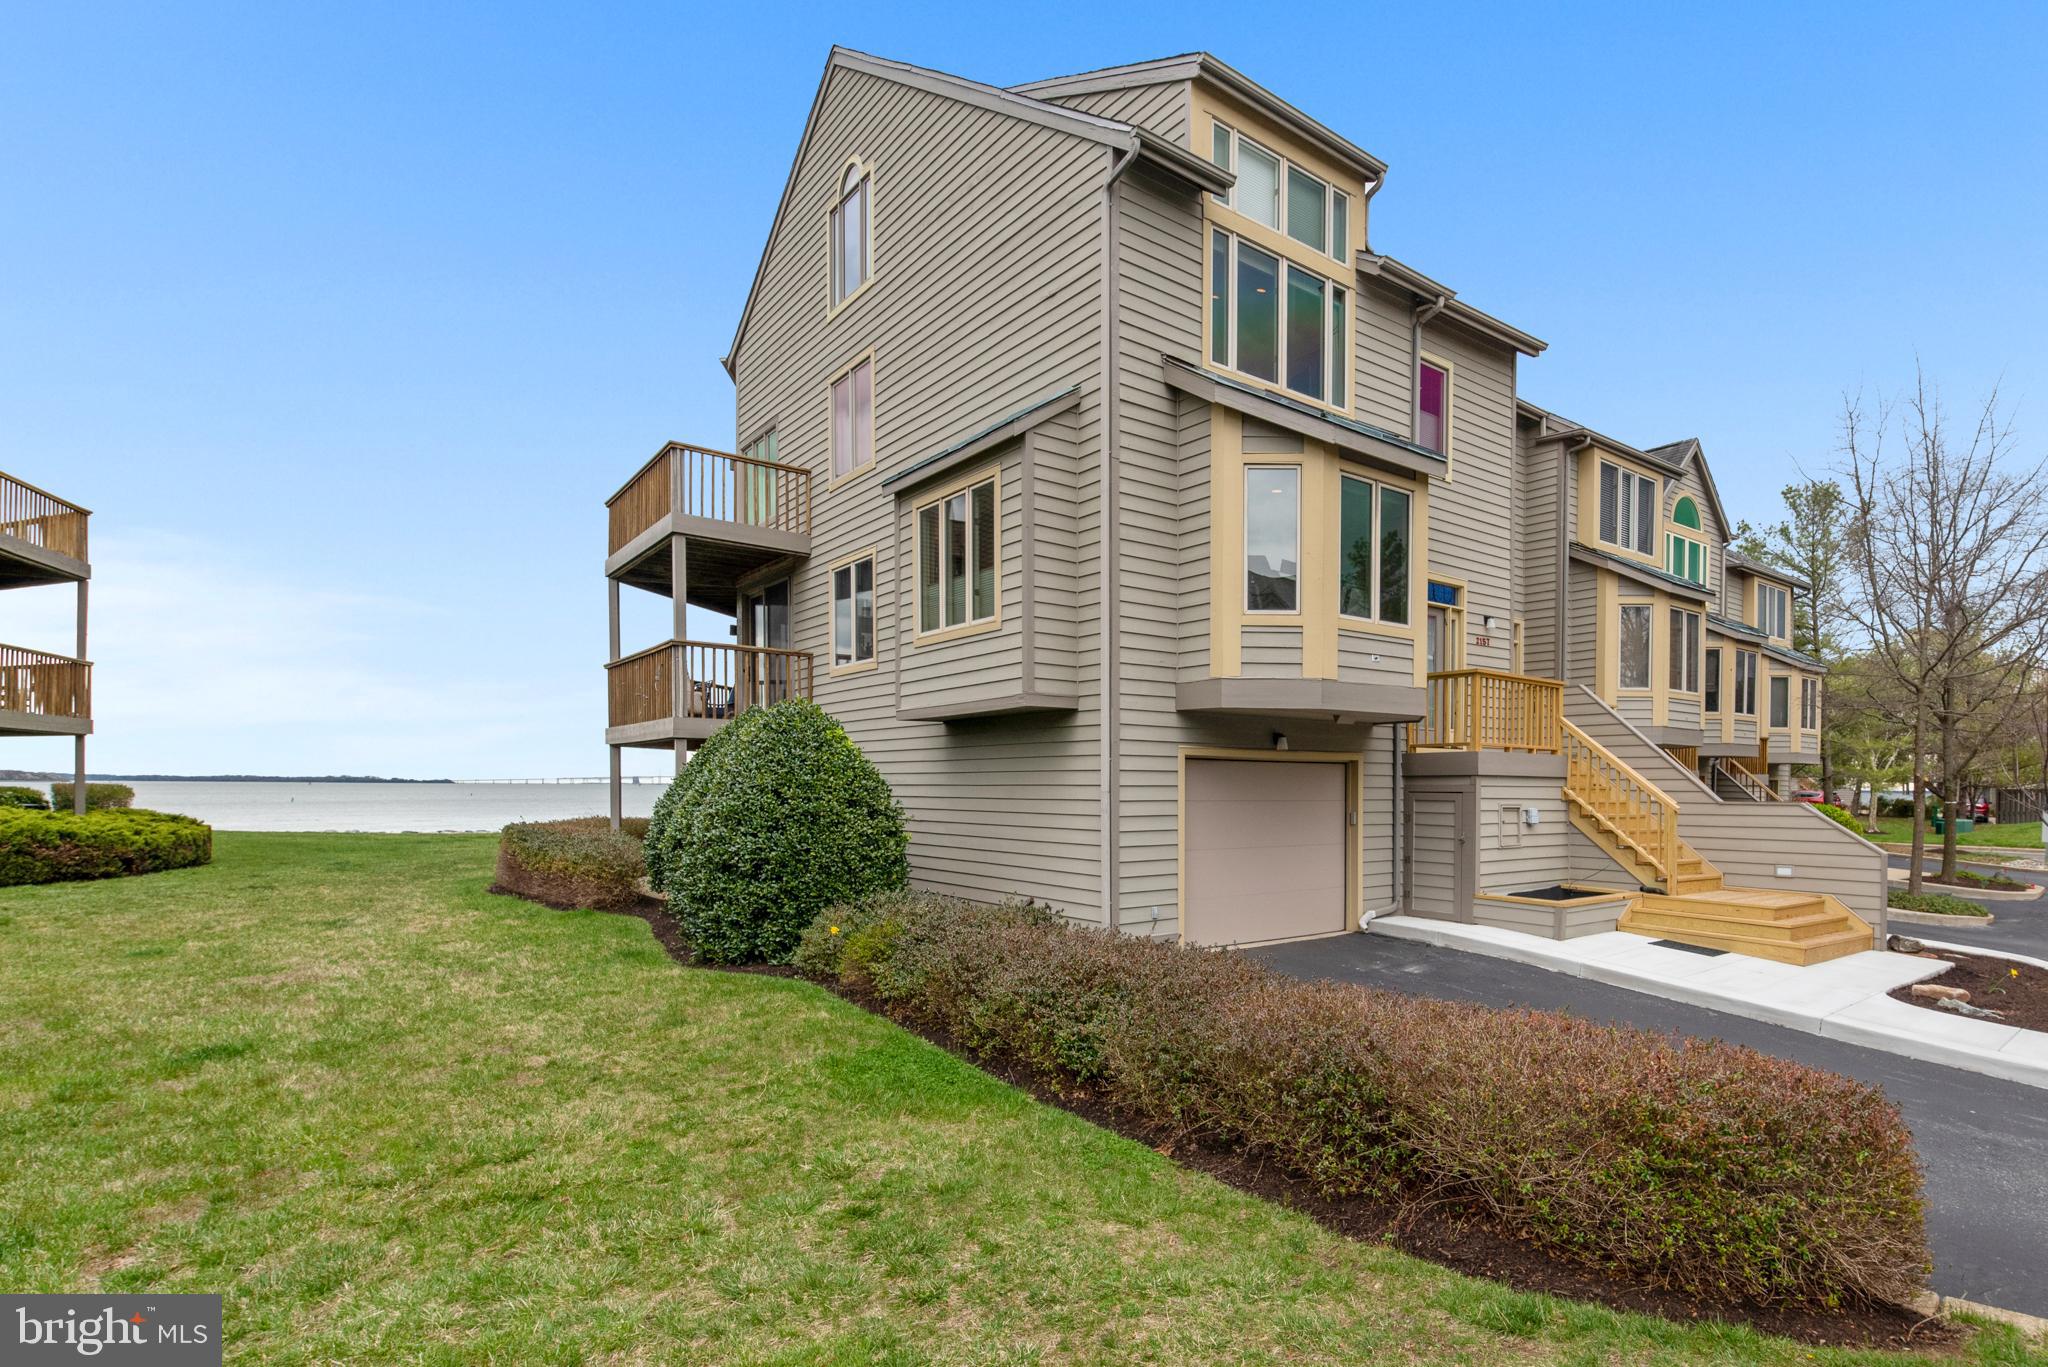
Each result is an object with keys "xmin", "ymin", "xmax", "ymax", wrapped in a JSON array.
[
  {"xmin": 1597, "ymin": 460, "xmax": 1656, "ymax": 557},
  {"xmin": 1666, "ymin": 495, "xmax": 1706, "ymax": 584},
  {"xmin": 1209, "ymin": 120, "xmax": 1349, "ymax": 264},
  {"xmin": 831, "ymin": 163, "xmax": 871, "ymax": 305},
  {"xmin": 1757, "ymin": 582, "xmax": 1790, "ymax": 640}
]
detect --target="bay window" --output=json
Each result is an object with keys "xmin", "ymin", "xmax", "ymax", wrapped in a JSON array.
[
  {"xmin": 1668, "ymin": 607, "xmax": 1701, "ymax": 693},
  {"xmin": 915, "ymin": 472, "xmax": 998, "ymax": 636},
  {"xmin": 1337, "ymin": 472, "xmax": 1412, "ymax": 623},
  {"xmin": 1245, "ymin": 466, "xmax": 1300, "ymax": 613},
  {"xmin": 1704, "ymin": 647, "xmax": 1722, "ymax": 712},
  {"xmin": 1770, "ymin": 675, "xmax": 1790, "ymax": 728},
  {"xmin": 1733, "ymin": 650, "xmax": 1758, "ymax": 716},
  {"xmin": 1619, "ymin": 603, "xmax": 1652, "ymax": 690},
  {"xmin": 1210, "ymin": 229, "xmax": 1348, "ymax": 404}
]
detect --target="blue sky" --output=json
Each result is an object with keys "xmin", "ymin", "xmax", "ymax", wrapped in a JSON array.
[{"xmin": 4, "ymin": 1, "xmax": 2043, "ymax": 778}]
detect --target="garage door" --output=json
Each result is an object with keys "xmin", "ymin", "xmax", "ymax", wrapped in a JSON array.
[{"xmin": 1184, "ymin": 759, "xmax": 1349, "ymax": 946}]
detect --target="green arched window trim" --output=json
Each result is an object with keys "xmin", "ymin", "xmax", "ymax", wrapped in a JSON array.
[{"xmin": 1672, "ymin": 495, "xmax": 1702, "ymax": 531}]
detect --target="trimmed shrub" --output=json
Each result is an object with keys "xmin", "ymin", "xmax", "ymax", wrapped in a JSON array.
[
  {"xmin": 644, "ymin": 720, "xmax": 751, "ymax": 894},
  {"xmin": 494, "ymin": 816, "xmax": 649, "ymax": 911},
  {"xmin": 799, "ymin": 895, "xmax": 1930, "ymax": 1309},
  {"xmin": 1933, "ymin": 866, "xmax": 2028, "ymax": 891},
  {"xmin": 0, "ymin": 786, "xmax": 48, "ymax": 810},
  {"xmin": 1887, "ymin": 888, "xmax": 1990, "ymax": 917},
  {"xmin": 1816, "ymin": 802, "xmax": 1861, "ymax": 833},
  {"xmin": 1877, "ymin": 796, "xmax": 1915, "ymax": 819},
  {"xmin": 658, "ymin": 700, "xmax": 907, "ymax": 964},
  {"xmin": 0, "ymin": 808, "xmax": 212, "ymax": 885},
  {"xmin": 49, "ymin": 782, "xmax": 135, "ymax": 811}
]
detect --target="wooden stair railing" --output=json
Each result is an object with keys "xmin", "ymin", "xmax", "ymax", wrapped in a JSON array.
[
  {"xmin": 1713, "ymin": 757, "xmax": 1781, "ymax": 802},
  {"xmin": 1560, "ymin": 719, "xmax": 1684, "ymax": 887}
]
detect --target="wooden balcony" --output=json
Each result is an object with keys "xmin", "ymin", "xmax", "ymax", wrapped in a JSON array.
[
  {"xmin": 606, "ymin": 640, "xmax": 814, "ymax": 747},
  {"xmin": 0, "ymin": 643, "xmax": 91, "ymax": 736},
  {"xmin": 606, "ymin": 443, "xmax": 813, "ymax": 605},
  {"xmin": 0, "ymin": 471, "xmax": 89, "ymax": 587},
  {"xmin": 1408, "ymin": 669, "xmax": 1565, "ymax": 753}
]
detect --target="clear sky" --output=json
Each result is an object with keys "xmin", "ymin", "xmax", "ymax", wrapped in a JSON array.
[{"xmin": 4, "ymin": 1, "xmax": 2043, "ymax": 778}]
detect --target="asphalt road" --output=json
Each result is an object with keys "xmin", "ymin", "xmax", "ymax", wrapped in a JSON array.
[
  {"xmin": 1885, "ymin": 852, "xmax": 2048, "ymax": 961},
  {"xmin": 1249, "ymin": 932, "xmax": 2048, "ymax": 1318}
]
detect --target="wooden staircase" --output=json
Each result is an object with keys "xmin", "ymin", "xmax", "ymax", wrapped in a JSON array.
[{"xmin": 1560, "ymin": 721, "xmax": 1870, "ymax": 966}]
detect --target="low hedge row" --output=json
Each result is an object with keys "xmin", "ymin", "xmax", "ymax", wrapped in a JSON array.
[
  {"xmin": 0, "ymin": 786, "xmax": 48, "ymax": 809},
  {"xmin": 0, "ymin": 808, "xmax": 213, "ymax": 885},
  {"xmin": 1815, "ymin": 801, "xmax": 1861, "ymax": 833},
  {"xmin": 795, "ymin": 894, "xmax": 1929, "ymax": 1309},
  {"xmin": 49, "ymin": 782, "xmax": 135, "ymax": 811},
  {"xmin": 494, "ymin": 817, "xmax": 650, "ymax": 910},
  {"xmin": 1887, "ymin": 888, "xmax": 1990, "ymax": 917}
]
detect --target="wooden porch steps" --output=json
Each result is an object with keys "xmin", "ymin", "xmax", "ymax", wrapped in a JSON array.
[{"xmin": 1620, "ymin": 890, "xmax": 1871, "ymax": 966}]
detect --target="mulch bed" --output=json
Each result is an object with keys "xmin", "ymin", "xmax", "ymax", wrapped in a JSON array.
[
  {"xmin": 1891, "ymin": 951, "xmax": 2048, "ymax": 1031},
  {"xmin": 510, "ymin": 889, "xmax": 1957, "ymax": 1352}
]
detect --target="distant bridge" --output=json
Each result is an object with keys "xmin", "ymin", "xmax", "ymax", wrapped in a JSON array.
[{"xmin": 452, "ymin": 776, "xmax": 672, "ymax": 785}]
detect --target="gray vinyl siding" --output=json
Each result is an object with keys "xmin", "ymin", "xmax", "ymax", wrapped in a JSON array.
[
  {"xmin": 1338, "ymin": 630, "xmax": 1416, "ymax": 685},
  {"xmin": 1241, "ymin": 625, "xmax": 1304, "ymax": 677},
  {"xmin": 1475, "ymin": 776, "xmax": 1571, "ymax": 892},
  {"xmin": 1353, "ymin": 280, "xmax": 1412, "ymax": 434},
  {"xmin": 1516, "ymin": 426, "xmax": 1563, "ymax": 678},
  {"xmin": 894, "ymin": 447, "xmax": 1026, "ymax": 715},
  {"xmin": 1666, "ymin": 695, "xmax": 1702, "ymax": 729},
  {"xmin": 1174, "ymin": 396, "xmax": 1213, "ymax": 683},
  {"xmin": 1565, "ymin": 562, "xmax": 1597, "ymax": 686},
  {"xmin": 728, "ymin": 64, "xmax": 1108, "ymax": 922},
  {"xmin": 1040, "ymin": 81, "xmax": 1191, "ymax": 144},
  {"xmin": 1416, "ymin": 317, "xmax": 1519, "ymax": 671},
  {"xmin": 1406, "ymin": 789, "xmax": 1463, "ymax": 919}
]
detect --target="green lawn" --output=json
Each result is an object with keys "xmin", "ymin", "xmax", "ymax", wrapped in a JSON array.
[
  {"xmin": 0, "ymin": 834, "xmax": 2038, "ymax": 1365},
  {"xmin": 1868, "ymin": 816, "xmax": 2044, "ymax": 850}
]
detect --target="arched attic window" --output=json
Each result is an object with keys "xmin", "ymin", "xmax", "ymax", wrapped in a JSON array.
[
  {"xmin": 831, "ymin": 161, "xmax": 872, "ymax": 306},
  {"xmin": 1666, "ymin": 495, "xmax": 1706, "ymax": 585}
]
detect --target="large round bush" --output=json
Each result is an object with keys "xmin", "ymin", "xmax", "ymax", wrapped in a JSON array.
[
  {"xmin": 656, "ymin": 699, "xmax": 907, "ymax": 964},
  {"xmin": 643, "ymin": 713, "xmax": 748, "ymax": 894}
]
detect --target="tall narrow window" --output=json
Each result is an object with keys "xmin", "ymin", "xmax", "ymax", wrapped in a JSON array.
[
  {"xmin": 1245, "ymin": 466, "xmax": 1300, "ymax": 612},
  {"xmin": 1619, "ymin": 603, "xmax": 1653, "ymax": 689},
  {"xmin": 1285, "ymin": 265, "xmax": 1325, "ymax": 399},
  {"xmin": 832, "ymin": 555, "xmax": 876, "ymax": 668},
  {"xmin": 1379, "ymin": 485, "xmax": 1411, "ymax": 624},
  {"xmin": 1758, "ymin": 584, "xmax": 1790, "ymax": 639},
  {"xmin": 1668, "ymin": 608, "xmax": 1700, "ymax": 693},
  {"xmin": 1801, "ymin": 677, "xmax": 1818, "ymax": 729},
  {"xmin": 831, "ymin": 164, "xmax": 870, "ymax": 305},
  {"xmin": 830, "ymin": 358, "xmax": 873, "ymax": 479},
  {"xmin": 1209, "ymin": 229, "xmax": 1230, "ymax": 364},
  {"xmin": 915, "ymin": 473, "xmax": 999, "ymax": 635},
  {"xmin": 1329, "ymin": 287, "xmax": 1347, "ymax": 406},
  {"xmin": 1734, "ymin": 650, "xmax": 1758, "ymax": 715},
  {"xmin": 1704, "ymin": 647, "xmax": 1722, "ymax": 712},
  {"xmin": 1417, "ymin": 360, "xmax": 1448, "ymax": 455},
  {"xmin": 1330, "ymin": 191, "xmax": 1349, "ymax": 259},
  {"xmin": 1770, "ymin": 675, "xmax": 1790, "ymax": 728},
  {"xmin": 1338, "ymin": 473, "xmax": 1375, "ymax": 618},
  {"xmin": 1234, "ymin": 241, "xmax": 1279, "ymax": 381}
]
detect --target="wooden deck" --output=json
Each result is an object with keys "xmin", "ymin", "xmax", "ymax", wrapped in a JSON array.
[
  {"xmin": 0, "ymin": 470, "xmax": 89, "ymax": 586},
  {"xmin": 0, "ymin": 642, "xmax": 91, "ymax": 735},
  {"xmin": 606, "ymin": 640, "xmax": 814, "ymax": 746}
]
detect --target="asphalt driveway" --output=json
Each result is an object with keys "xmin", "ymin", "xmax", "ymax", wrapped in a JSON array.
[
  {"xmin": 1248, "ymin": 932, "xmax": 2048, "ymax": 1318},
  {"xmin": 1886, "ymin": 851, "xmax": 2048, "ymax": 961}
]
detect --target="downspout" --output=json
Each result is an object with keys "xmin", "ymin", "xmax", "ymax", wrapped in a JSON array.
[{"xmin": 1099, "ymin": 143, "xmax": 1135, "ymax": 931}]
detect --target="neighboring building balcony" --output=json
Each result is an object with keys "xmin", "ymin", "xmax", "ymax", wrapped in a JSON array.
[
  {"xmin": 605, "ymin": 442, "xmax": 812, "ymax": 605},
  {"xmin": 605, "ymin": 640, "xmax": 814, "ymax": 747},
  {"xmin": 0, "ymin": 643, "xmax": 91, "ymax": 737},
  {"xmin": 0, "ymin": 471, "xmax": 90, "ymax": 587}
]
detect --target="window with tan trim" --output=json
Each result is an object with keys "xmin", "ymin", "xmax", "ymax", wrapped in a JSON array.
[
  {"xmin": 830, "ymin": 162, "xmax": 871, "ymax": 305},
  {"xmin": 1704, "ymin": 647, "xmax": 1723, "ymax": 713},
  {"xmin": 1209, "ymin": 229, "xmax": 1348, "ymax": 405},
  {"xmin": 1598, "ymin": 461, "xmax": 1657, "ymax": 557},
  {"xmin": 1618, "ymin": 602, "xmax": 1653, "ymax": 690},
  {"xmin": 1246, "ymin": 465, "xmax": 1301, "ymax": 613},
  {"xmin": 829, "ymin": 355, "xmax": 874, "ymax": 481},
  {"xmin": 1208, "ymin": 120, "xmax": 1349, "ymax": 265},
  {"xmin": 1801, "ymin": 676, "xmax": 1819, "ymax": 730},
  {"xmin": 914, "ymin": 471, "xmax": 998, "ymax": 637},
  {"xmin": 1336, "ymin": 471, "xmax": 1411, "ymax": 624},
  {"xmin": 1667, "ymin": 607, "xmax": 1701, "ymax": 694}
]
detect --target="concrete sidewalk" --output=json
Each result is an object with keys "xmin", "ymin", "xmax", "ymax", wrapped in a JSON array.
[{"xmin": 1365, "ymin": 917, "xmax": 2048, "ymax": 1089}]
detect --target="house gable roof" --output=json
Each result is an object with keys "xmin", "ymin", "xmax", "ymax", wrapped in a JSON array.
[
  {"xmin": 1645, "ymin": 437, "xmax": 1733, "ymax": 546},
  {"xmin": 721, "ymin": 48, "xmax": 1227, "ymax": 377}
]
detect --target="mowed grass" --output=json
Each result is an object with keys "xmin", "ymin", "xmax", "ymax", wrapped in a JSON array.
[
  {"xmin": 0, "ymin": 835, "xmax": 2040, "ymax": 1366},
  {"xmin": 1868, "ymin": 816, "xmax": 2044, "ymax": 850}
]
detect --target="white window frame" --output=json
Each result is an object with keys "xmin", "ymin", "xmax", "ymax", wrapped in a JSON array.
[
  {"xmin": 830, "ymin": 550, "xmax": 878, "ymax": 672},
  {"xmin": 1335, "ymin": 470, "xmax": 1414, "ymax": 625},
  {"xmin": 1668, "ymin": 607, "xmax": 1702, "ymax": 694},
  {"xmin": 912, "ymin": 468, "xmax": 1001, "ymax": 640},
  {"xmin": 1210, "ymin": 120, "xmax": 1349, "ymax": 265},
  {"xmin": 1758, "ymin": 583, "xmax": 1790, "ymax": 640},
  {"xmin": 829, "ymin": 160, "xmax": 873, "ymax": 309},
  {"xmin": 1598, "ymin": 460, "xmax": 1658, "ymax": 557},
  {"xmin": 1244, "ymin": 464, "xmax": 1303, "ymax": 615},
  {"xmin": 1208, "ymin": 228, "xmax": 1349, "ymax": 407}
]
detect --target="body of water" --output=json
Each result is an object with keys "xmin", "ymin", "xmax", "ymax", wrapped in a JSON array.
[{"xmin": 125, "ymin": 781, "xmax": 670, "ymax": 832}]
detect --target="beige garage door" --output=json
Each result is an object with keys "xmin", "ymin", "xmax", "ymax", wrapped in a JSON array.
[{"xmin": 1184, "ymin": 759, "xmax": 1349, "ymax": 946}]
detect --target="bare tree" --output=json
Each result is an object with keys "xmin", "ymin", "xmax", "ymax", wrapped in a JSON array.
[
  {"xmin": 1839, "ymin": 367, "xmax": 2048, "ymax": 889},
  {"xmin": 1743, "ymin": 480, "xmax": 1849, "ymax": 799}
]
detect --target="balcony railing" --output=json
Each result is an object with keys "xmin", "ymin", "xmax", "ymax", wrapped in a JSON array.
[
  {"xmin": 606, "ymin": 443, "xmax": 813, "ymax": 555},
  {"xmin": 1408, "ymin": 669, "xmax": 1565, "ymax": 753},
  {"xmin": 607, "ymin": 641, "xmax": 815, "ymax": 729},
  {"xmin": 0, "ymin": 471, "xmax": 89, "ymax": 563},
  {"xmin": 0, "ymin": 643, "xmax": 91, "ymax": 720}
]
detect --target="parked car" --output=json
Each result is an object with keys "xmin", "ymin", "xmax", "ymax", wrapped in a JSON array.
[{"xmin": 1792, "ymin": 789, "xmax": 1824, "ymax": 805}]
